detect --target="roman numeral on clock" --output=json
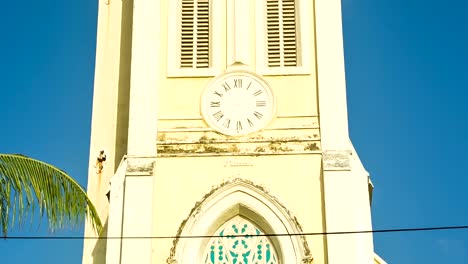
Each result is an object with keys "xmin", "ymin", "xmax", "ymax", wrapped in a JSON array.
[
  {"xmin": 222, "ymin": 82, "xmax": 231, "ymax": 92},
  {"xmin": 234, "ymin": 78, "xmax": 242, "ymax": 88},
  {"xmin": 256, "ymin": 100, "xmax": 266, "ymax": 107},
  {"xmin": 213, "ymin": 111, "xmax": 224, "ymax": 121},
  {"xmin": 253, "ymin": 111, "xmax": 263, "ymax": 119},
  {"xmin": 213, "ymin": 91, "xmax": 223, "ymax": 97},
  {"xmin": 210, "ymin": 101, "xmax": 221, "ymax": 107},
  {"xmin": 236, "ymin": 121, "xmax": 243, "ymax": 131},
  {"xmin": 247, "ymin": 118, "xmax": 254, "ymax": 127},
  {"xmin": 223, "ymin": 119, "xmax": 231, "ymax": 128},
  {"xmin": 253, "ymin": 90, "xmax": 263, "ymax": 96}
]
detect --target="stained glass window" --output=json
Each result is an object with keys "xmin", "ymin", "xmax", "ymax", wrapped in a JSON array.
[{"xmin": 203, "ymin": 216, "xmax": 279, "ymax": 264}]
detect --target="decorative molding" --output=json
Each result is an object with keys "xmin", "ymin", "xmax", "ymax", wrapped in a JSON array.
[
  {"xmin": 126, "ymin": 157, "xmax": 156, "ymax": 176},
  {"xmin": 157, "ymin": 140, "xmax": 320, "ymax": 157},
  {"xmin": 167, "ymin": 178, "xmax": 312, "ymax": 263},
  {"xmin": 156, "ymin": 117, "xmax": 321, "ymax": 157},
  {"xmin": 157, "ymin": 116, "xmax": 320, "ymax": 131},
  {"xmin": 158, "ymin": 128, "xmax": 320, "ymax": 144},
  {"xmin": 322, "ymin": 150, "xmax": 351, "ymax": 171}
]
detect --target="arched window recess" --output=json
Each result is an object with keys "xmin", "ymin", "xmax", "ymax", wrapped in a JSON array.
[{"xmin": 168, "ymin": 178, "xmax": 313, "ymax": 264}]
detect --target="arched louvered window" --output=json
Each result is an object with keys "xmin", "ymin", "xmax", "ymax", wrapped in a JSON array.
[
  {"xmin": 266, "ymin": 0, "xmax": 297, "ymax": 68},
  {"xmin": 256, "ymin": 0, "xmax": 311, "ymax": 75},
  {"xmin": 180, "ymin": 0, "xmax": 210, "ymax": 68},
  {"xmin": 167, "ymin": 0, "xmax": 222, "ymax": 77}
]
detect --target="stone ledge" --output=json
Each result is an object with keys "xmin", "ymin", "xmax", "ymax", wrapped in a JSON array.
[{"xmin": 157, "ymin": 141, "xmax": 321, "ymax": 157}]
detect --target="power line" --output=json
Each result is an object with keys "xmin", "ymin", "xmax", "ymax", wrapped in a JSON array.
[{"xmin": 3, "ymin": 225, "xmax": 468, "ymax": 240}]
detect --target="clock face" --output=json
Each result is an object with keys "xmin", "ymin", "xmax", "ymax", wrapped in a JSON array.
[{"xmin": 201, "ymin": 72, "xmax": 275, "ymax": 136}]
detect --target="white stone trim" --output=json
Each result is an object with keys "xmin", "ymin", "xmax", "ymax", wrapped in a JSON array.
[
  {"xmin": 315, "ymin": 0, "xmax": 350, "ymax": 150},
  {"xmin": 227, "ymin": 0, "xmax": 251, "ymax": 66},
  {"xmin": 255, "ymin": 0, "xmax": 311, "ymax": 75},
  {"xmin": 169, "ymin": 180, "xmax": 311, "ymax": 263},
  {"xmin": 127, "ymin": 0, "xmax": 160, "ymax": 155},
  {"xmin": 105, "ymin": 158, "xmax": 127, "ymax": 264},
  {"xmin": 167, "ymin": 0, "xmax": 224, "ymax": 77},
  {"xmin": 119, "ymin": 0, "xmax": 159, "ymax": 262},
  {"xmin": 374, "ymin": 253, "xmax": 388, "ymax": 264}
]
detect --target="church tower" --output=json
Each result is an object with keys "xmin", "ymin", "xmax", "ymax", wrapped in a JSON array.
[{"xmin": 82, "ymin": 0, "xmax": 386, "ymax": 263}]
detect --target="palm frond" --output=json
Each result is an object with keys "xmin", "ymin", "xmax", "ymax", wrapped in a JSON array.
[{"xmin": 0, "ymin": 154, "xmax": 102, "ymax": 236}]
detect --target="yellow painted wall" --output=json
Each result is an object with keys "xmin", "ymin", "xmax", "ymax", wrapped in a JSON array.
[
  {"xmin": 151, "ymin": 154, "xmax": 326, "ymax": 264},
  {"xmin": 152, "ymin": 0, "xmax": 323, "ymax": 262}
]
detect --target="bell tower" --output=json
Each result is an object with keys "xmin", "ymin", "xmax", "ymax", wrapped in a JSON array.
[{"xmin": 82, "ymin": 0, "xmax": 385, "ymax": 263}]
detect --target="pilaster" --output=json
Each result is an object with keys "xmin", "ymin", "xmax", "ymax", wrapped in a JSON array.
[
  {"xmin": 315, "ymin": 0, "xmax": 374, "ymax": 262},
  {"xmin": 227, "ymin": 0, "xmax": 252, "ymax": 67},
  {"xmin": 117, "ymin": 0, "xmax": 160, "ymax": 262},
  {"xmin": 82, "ymin": 0, "xmax": 128, "ymax": 262}
]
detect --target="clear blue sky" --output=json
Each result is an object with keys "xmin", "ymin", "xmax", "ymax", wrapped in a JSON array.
[{"xmin": 1, "ymin": 0, "xmax": 467, "ymax": 263}]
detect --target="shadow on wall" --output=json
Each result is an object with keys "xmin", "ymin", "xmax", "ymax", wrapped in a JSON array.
[{"xmin": 92, "ymin": 218, "xmax": 109, "ymax": 264}]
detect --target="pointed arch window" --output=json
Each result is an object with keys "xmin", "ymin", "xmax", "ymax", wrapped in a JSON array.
[
  {"xmin": 168, "ymin": 181, "xmax": 312, "ymax": 263},
  {"xmin": 203, "ymin": 216, "xmax": 279, "ymax": 264}
]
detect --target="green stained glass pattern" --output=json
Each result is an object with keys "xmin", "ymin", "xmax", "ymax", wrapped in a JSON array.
[{"xmin": 203, "ymin": 217, "xmax": 279, "ymax": 264}]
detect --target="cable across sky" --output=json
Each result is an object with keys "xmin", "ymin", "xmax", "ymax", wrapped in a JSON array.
[{"xmin": 3, "ymin": 224, "xmax": 468, "ymax": 240}]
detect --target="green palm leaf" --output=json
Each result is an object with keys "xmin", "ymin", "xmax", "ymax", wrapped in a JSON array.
[{"xmin": 0, "ymin": 154, "xmax": 102, "ymax": 236}]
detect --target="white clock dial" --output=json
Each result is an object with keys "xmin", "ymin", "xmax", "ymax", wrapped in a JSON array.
[{"xmin": 201, "ymin": 72, "xmax": 275, "ymax": 136}]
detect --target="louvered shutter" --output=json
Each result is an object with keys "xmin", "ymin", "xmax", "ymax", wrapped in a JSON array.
[
  {"xmin": 266, "ymin": 0, "xmax": 297, "ymax": 67},
  {"xmin": 180, "ymin": 0, "xmax": 210, "ymax": 69}
]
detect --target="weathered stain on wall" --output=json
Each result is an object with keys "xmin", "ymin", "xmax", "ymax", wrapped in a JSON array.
[{"xmin": 157, "ymin": 116, "xmax": 321, "ymax": 157}]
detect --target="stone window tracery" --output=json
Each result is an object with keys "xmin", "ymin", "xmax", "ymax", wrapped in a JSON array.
[{"xmin": 203, "ymin": 216, "xmax": 280, "ymax": 264}]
